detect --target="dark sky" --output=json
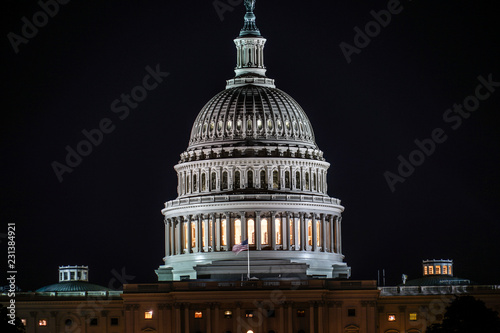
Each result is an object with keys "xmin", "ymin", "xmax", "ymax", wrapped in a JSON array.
[{"xmin": 2, "ymin": 0, "xmax": 499, "ymax": 291}]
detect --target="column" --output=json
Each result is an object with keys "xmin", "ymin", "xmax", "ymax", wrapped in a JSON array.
[
  {"xmin": 176, "ymin": 217, "xmax": 182, "ymax": 255},
  {"xmin": 399, "ymin": 306, "xmax": 407, "ymax": 333},
  {"xmin": 241, "ymin": 212, "xmax": 247, "ymax": 242},
  {"xmin": 235, "ymin": 302, "xmax": 242, "ymax": 333},
  {"xmin": 165, "ymin": 218, "xmax": 170, "ymax": 257},
  {"xmin": 300, "ymin": 213, "xmax": 306, "ymax": 251},
  {"xmin": 174, "ymin": 304, "xmax": 181, "ymax": 333},
  {"xmin": 226, "ymin": 212, "xmax": 232, "ymax": 248},
  {"xmin": 309, "ymin": 302, "xmax": 315, "ymax": 333},
  {"xmin": 184, "ymin": 304, "xmax": 190, "ymax": 333},
  {"xmin": 335, "ymin": 302, "xmax": 343, "ymax": 333},
  {"xmin": 206, "ymin": 304, "xmax": 212, "ymax": 333},
  {"xmin": 338, "ymin": 217, "xmax": 343, "ymax": 254},
  {"xmin": 321, "ymin": 214, "xmax": 327, "ymax": 252},
  {"xmin": 312, "ymin": 214, "xmax": 317, "ymax": 251},
  {"xmin": 256, "ymin": 212, "xmax": 262, "ymax": 250},
  {"xmin": 283, "ymin": 213, "xmax": 289, "ymax": 250},
  {"xmin": 187, "ymin": 215, "xmax": 192, "ymax": 254},
  {"xmin": 279, "ymin": 303, "xmax": 285, "ymax": 333},
  {"xmin": 216, "ymin": 214, "xmax": 221, "ymax": 251},
  {"xmin": 287, "ymin": 302, "xmax": 293, "ymax": 333},
  {"xmin": 214, "ymin": 303, "xmax": 220, "ymax": 333},
  {"xmin": 196, "ymin": 214, "xmax": 202, "ymax": 253},
  {"xmin": 329, "ymin": 216, "xmax": 335, "ymax": 253},
  {"xmin": 318, "ymin": 302, "xmax": 324, "ymax": 333},
  {"xmin": 294, "ymin": 214, "xmax": 299, "ymax": 251},
  {"xmin": 170, "ymin": 218, "xmax": 175, "ymax": 255},
  {"xmin": 271, "ymin": 211, "xmax": 277, "ymax": 250},
  {"xmin": 211, "ymin": 214, "xmax": 216, "ymax": 251},
  {"xmin": 204, "ymin": 216, "xmax": 210, "ymax": 252}
]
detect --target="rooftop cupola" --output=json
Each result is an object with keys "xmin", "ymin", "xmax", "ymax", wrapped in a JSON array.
[
  {"xmin": 228, "ymin": 0, "xmax": 276, "ymax": 88},
  {"xmin": 423, "ymin": 259, "xmax": 453, "ymax": 276}
]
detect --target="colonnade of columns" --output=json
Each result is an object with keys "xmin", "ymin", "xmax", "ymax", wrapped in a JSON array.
[{"xmin": 164, "ymin": 212, "xmax": 342, "ymax": 258}]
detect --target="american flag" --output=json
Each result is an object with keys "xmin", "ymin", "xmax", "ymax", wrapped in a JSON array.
[{"xmin": 232, "ymin": 239, "xmax": 249, "ymax": 255}]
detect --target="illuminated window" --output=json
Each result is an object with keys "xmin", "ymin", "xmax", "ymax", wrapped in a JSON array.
[
  {"xmin": 183, "ymin": 222, "xmax": 188, "ymax": 250},
  {"xmin": 145, "ymin": 311, "xmax": 153, "ymax": 319},
  {"xmin": 191, "ymin": 221, "xmax": 196, "ymax": 248},
  {"xmin": 261, "ymin": 219, "xmax": 268, "ymax": 245},
  {"xmin": 224, "ymin": 310, "xmax": 233, "ymax": 319},
  {"xmin": 257, "ymin": 119, "xmax": 263, "ymax": 131},
  {"xmin": 289, "ymin": 219, "xmax": 294, "ymax": 245},
  {"xmin": 234, "ymin": 219, "xmax": 242, "ymax": 245},
  {"xmin": 429, "ymin": 266, "xmax": 434, "ymax": 275},
  {"xmin": 227, "ymin": 120, "xmax": 232, "ymax": 131},
  {"xmin": 297, "ymin": 219, "xmax": 301, "ymax": 247},
  {"xmin": 449, "ymin": 265, "xmax": 452, "ymax": 275},
  {"xmin": 202, "ymin": 220, "xmax": 206, "ymax": 247},
  {"xmin": 443, "ymin": 265, "xmax": 448, "ymax": 275},
  {"xmin": 39, "ymin": 319, "xmax": 47, "ymax": 326},
  {"xmin": 316, "ymin": 220, "xmax": 321, "ymax": 247},
  {"xmin": 194, "ymin": 311, "xmax": 203, "ymax": 319},
  {"xmin": 409, "ymin": 313, "xmax": 418, "ymax": 321},
  {"xmin": 237, "ymin": 119, "xmax": 242, "ymax": 131},
  {"xmin": 388, "ymin": 314, "xmax": 396, "ymax": 322},
  {"xmin": 209, "ymin": 220, "xmax": 213, "ymax": 246},
  {"xmin": 245, "ymin": 310, "xmax": 254, "ymax": 318},
  {"xmin": 221, "ymin": 219, "xmax": 227, "ymax": 246},
  {"xmin": 436, "ymin": 265, "xmax": 441, "ymax": 275},
  {"xmin": 247, "ymin": 119, "xmax": 252, "ymax": 131},
  {"xmin": 347, "ymin": 309, "xmax": 356, "ymax": 317},
  {"xmin": 275, "ymin": 218, "xmax": 282, "ymax": 245},
  {"xmin": 21, "ymin": 319, "xmax": 27, "ymax": 326},
  {"xmin": 247, "ymin": 330, "xmax": 254, "ymax": 333},
  {"xmin": 297, "ymin": 309, "xmax": 305, "ymax": 317},
  {"xmin": 424, "ymin": 266, "xmax": 428, "ymax": 275},
  {"xmin": 248, "ymin": 219, "xmax": 255, "ymax": 245}
]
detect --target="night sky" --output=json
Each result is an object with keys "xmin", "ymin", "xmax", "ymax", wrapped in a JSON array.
[{"xmin": 2, "ymin": 0, "xmax": 499, "ymax": 291}]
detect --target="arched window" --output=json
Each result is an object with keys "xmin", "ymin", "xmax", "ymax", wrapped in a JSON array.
[
  {"xmin": 305, "ymin": 172, "xmax": 310, "ymax": 191},
  {"xmin": 191, "ymin": 221, "xmax": 196, "ymax": 248},
  {"xmin": 234, "ymin": 219, "xmax": 242, "ymax": 245},
  {"xmin": 260, "ymin": 170, "xmax": 266, "ymax": 189},
  {"xmin": 313, "ymin": 173, "xmax": 317, "ymax": 191},
  {"xmin": 235, "ymin": 171, "xmax": 241, "ymax": 189},
  {"xmin": 247, "ymin": 119, "xmax": 252, "ymax": 131},
  {"xmin": 261, "ymin": 219, "xmax": 268, "ymax": 245},
  {"xmin": 248, "ymin": 219, "xmax": 255, "ymax": 245},
  {"xmin": 187, "ymin": 176, "xmax": 191, "ymax": 193},
  {"xmin": 193, "ymin": 174, "xmax": 198, "ymax": 192},
  {"xmin": 285, "ymin": 171, "xmax": 290, "ymax": 189},
  {"xmin": 202, "ymin": 173, "xmax": 206, "ymax": 192},
  {"xmin": 248, "ymin": 170, "xmax": 254, "ymax": 188},
  {"xmin": 211, "ymin": 172, "xmax": 216, "ymax": 191},
  {"xmin": 272, "ymin": 170, "xmax": 279, "ymax": 189},
  {"xmin": 296, "ymin": 171, "xmax": 301, "ymax": 189},
  {"xmin": 222, "ymin": 171, "xmax": 228, "ymax": 190}
]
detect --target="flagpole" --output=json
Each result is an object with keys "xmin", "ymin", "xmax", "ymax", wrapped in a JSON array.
[{"xmin": 247, "ymin": 243, "xmax": 250, "ymax": 280}]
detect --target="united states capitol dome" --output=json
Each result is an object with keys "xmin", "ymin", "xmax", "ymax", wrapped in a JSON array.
[{"xmin": 156, "ymin": 1, "xmax": 350, "ymax": 281}]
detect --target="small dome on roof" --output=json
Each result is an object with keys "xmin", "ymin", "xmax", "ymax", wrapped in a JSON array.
[{"xmin": 36, "ymin": 281, "xmax": 112, "ymax": 292}]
